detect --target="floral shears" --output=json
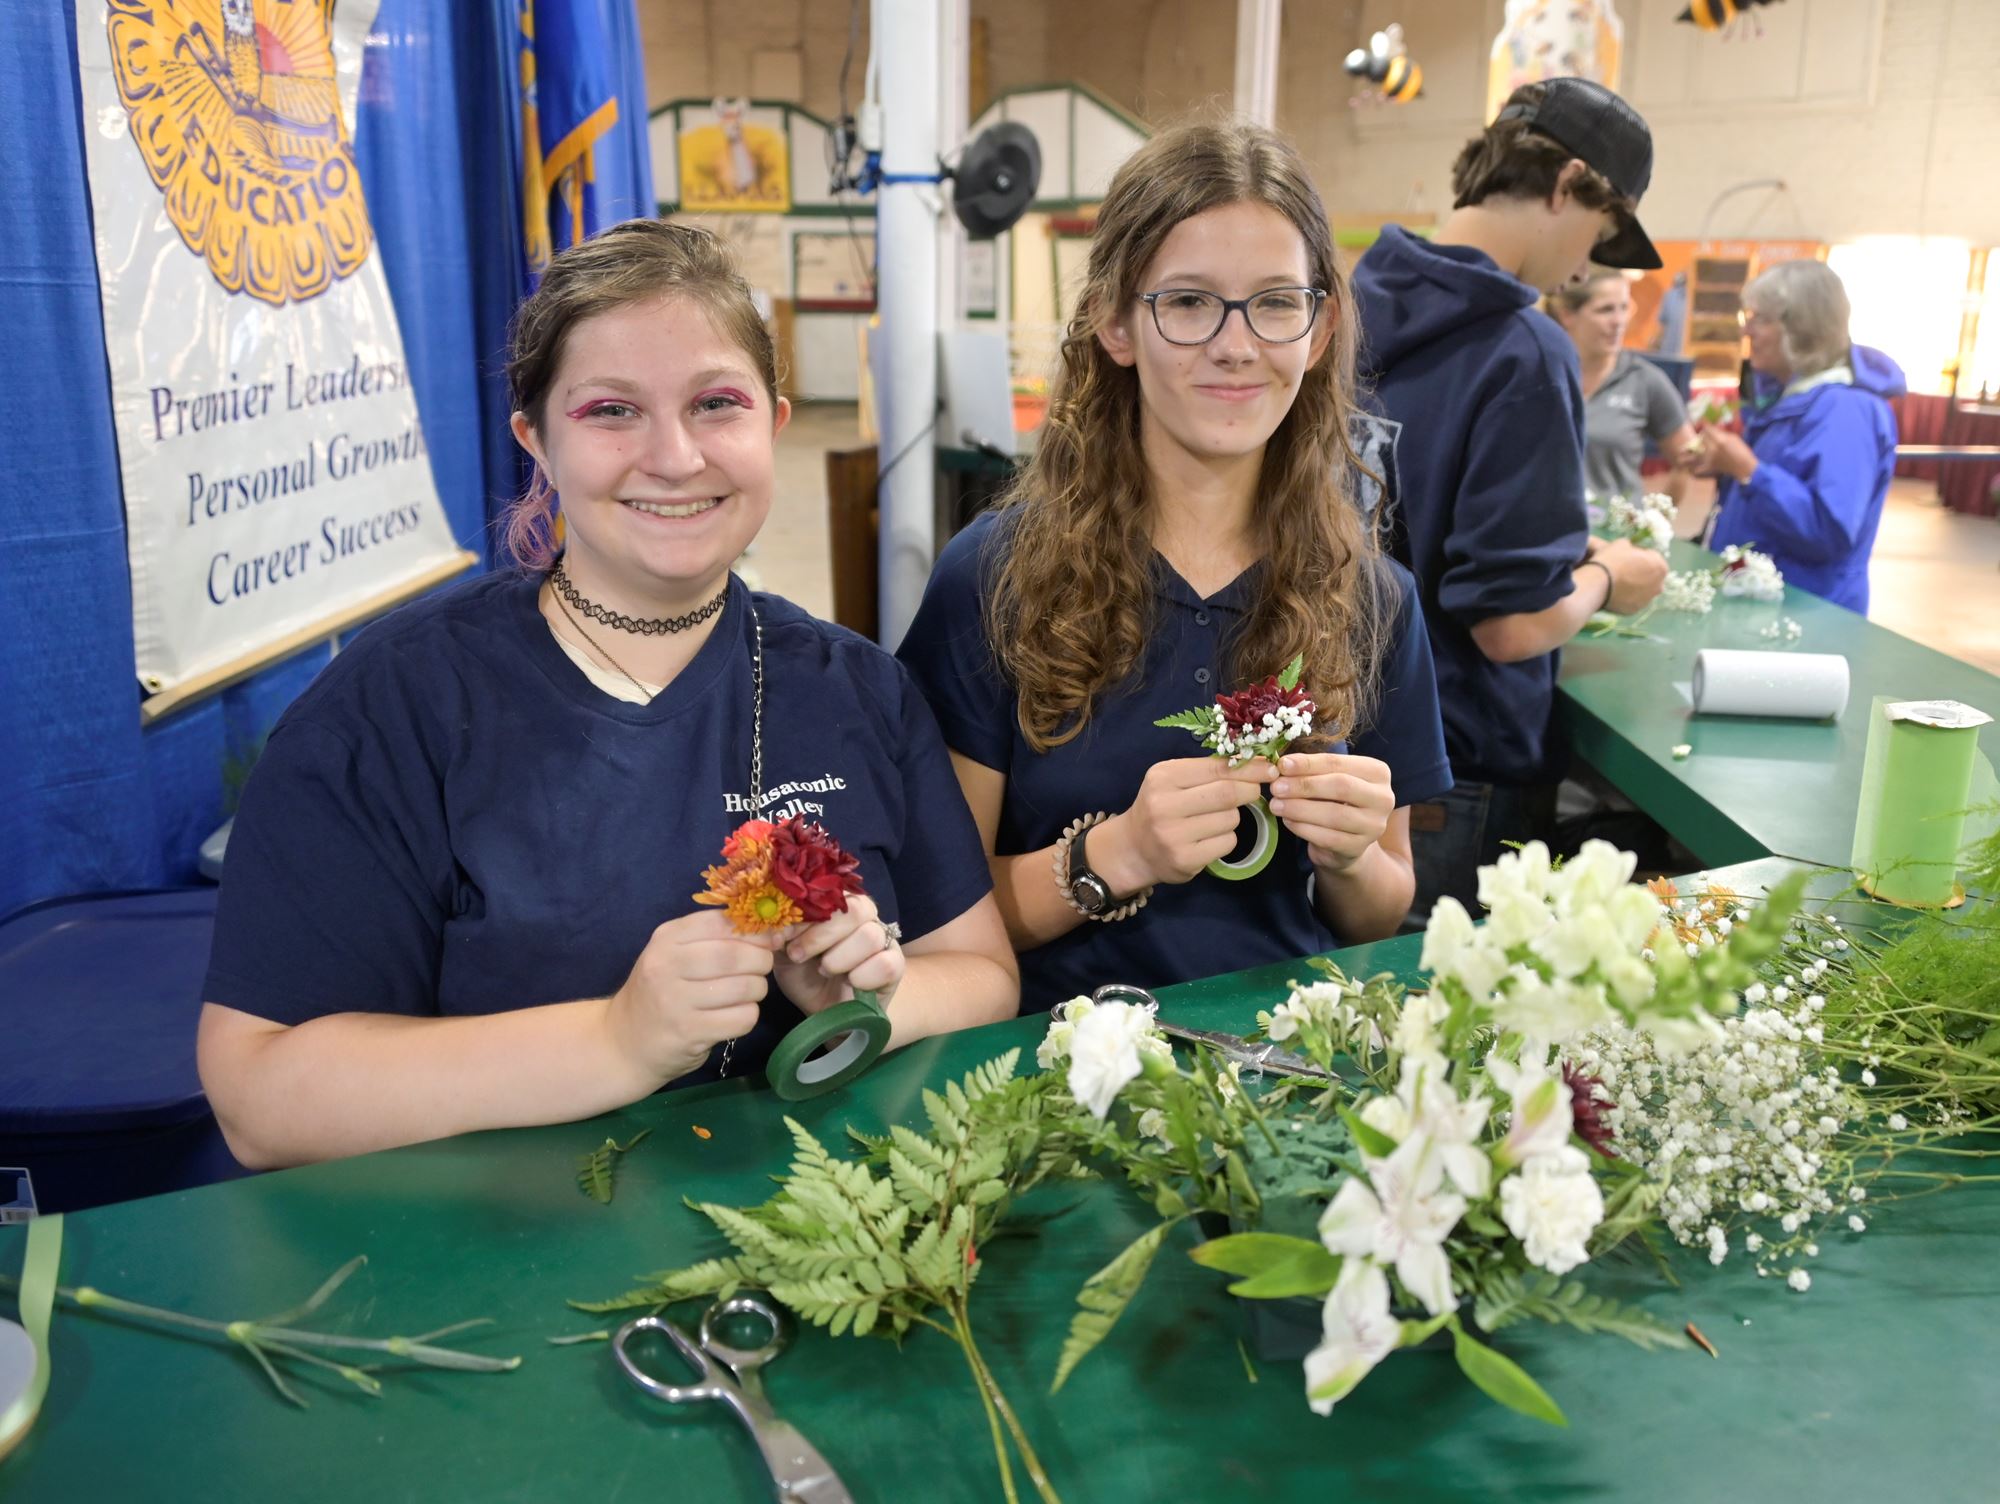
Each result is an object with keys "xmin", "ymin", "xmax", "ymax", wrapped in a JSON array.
[
  {"xmin": 613, "ymin": 1292, "xmax": 853, "ymax": 1503},
  {"xmin": 1090, "ymin": 983, "xmax": 1334, "ymax": 1083}
]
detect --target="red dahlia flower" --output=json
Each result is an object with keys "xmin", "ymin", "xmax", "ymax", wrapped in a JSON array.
[
  {"xmin": 1562, "ymin": 1062, "xmax": 1619, "ymax": 1159},
  {"xmin": 1214, "ymin": 676, "xmax": 1315, "ymax": 736},
  {"xmin": 767, "ymin": 816, "xmax": 866, "ymax": 923}
]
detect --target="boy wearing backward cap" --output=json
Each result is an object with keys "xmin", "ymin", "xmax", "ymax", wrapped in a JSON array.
[{"xmin": 1353, "ymin": 77, "xmax": 1670, "ymax": 924}]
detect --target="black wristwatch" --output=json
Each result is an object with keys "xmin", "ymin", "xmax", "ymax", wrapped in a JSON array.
[{"xmin": 1066, "ymin": 823, "xmax": 1115, "ymax": 916}]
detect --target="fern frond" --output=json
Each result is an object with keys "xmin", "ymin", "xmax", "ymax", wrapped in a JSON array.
[
  {"xmin": 1153, "ymin": 707, "xmax": 1219, "ymax": 736},
  {"xmin": 1472, "ymin": 1269, "xmax": 1691, "ymax": 1352},
  {"xmin": 575, "ymin": 1129, "xmax": 652, "ymax": 1204},
  {"xmin": 1052, "ymin": 1218, "xmax": 1182, "ymax": 1391}
]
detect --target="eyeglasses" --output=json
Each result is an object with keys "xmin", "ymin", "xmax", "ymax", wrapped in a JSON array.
[
  {"xmin": 1138, "ymin": 286, "xmax": 1328, "ymax": 346},
  {"xmin": 1737, "ymin": 307, "xmax": 1772, "ymax": 330}
]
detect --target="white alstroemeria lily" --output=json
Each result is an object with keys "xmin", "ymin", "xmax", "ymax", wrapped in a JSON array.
[
  {"xmin": 1262, "ymin": 980, "xmax": 1386, "ymax": 1052},
  {"xmin": 1036, "ymin": 997, "xmax": 1094, "ymax": 1070},
  {"xmin": 1390, "ymin": 987, "xmax": 1451, "ymax": 1073},
  {"xmin": 1303, "ymin": 1259, "xmax": 1400, "ymax": 1415},
  {"xmin": 1263, "ymin": 996, "xmax": 1314, "ymax": 1042},
  {"xmin": 1486, "ymin": 1050, "xmax": 1574, "ymax": 1169},
  {"xmin": 1318, "ymin": 1137, "xmax": 1464, "ymax": 1317},
  {"xmin": 1359, "ymin": 1058, "xmax": 1493, "ymax": 1199},
  {"xmin": 1498, "ymin": 1145, "xmax": 1605, "ymax": 1274},
  {"xmin": 1418, "ymin": 898, "xmax": 1509, "ymax": 1004},
  {"xmin": 1065, "ymin": 998, "xmax": 1158, "ymax": 1119},
  {"xmin": 1553, "ymin": 840, "xmax": 1638, "ymax": 917}
]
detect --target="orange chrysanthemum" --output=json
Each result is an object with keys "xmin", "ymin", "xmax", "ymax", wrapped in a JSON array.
[
  {"xmin": 696, "ymin": 829, "xmax": 802, "ymax": 933},
  {"xmin": 722, "ymin": 820, "xmax": 776, "ymax": 859},
  {"xmin": 725, "ymin": 881, "xmax": 803, "ymax": 931},
  {"xmin": 1648, "ymin": 878, "xmax": 1747, "ymax": 948}
]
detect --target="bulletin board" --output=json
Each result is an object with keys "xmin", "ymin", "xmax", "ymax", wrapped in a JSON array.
[{"xmin": 793, "ymin": 230, "xmax": 876, "ymax": 313}]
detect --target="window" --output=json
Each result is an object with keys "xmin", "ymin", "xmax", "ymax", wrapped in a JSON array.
[{"xmin": 1826, "ymin": 238, "xmax": 1974, "ymax": 399}]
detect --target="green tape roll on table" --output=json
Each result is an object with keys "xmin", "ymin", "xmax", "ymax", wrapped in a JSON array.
[
  {"xmin": 767, "ymin": 992, "xmax": 893, "ymax": 1101},
  {"xmin": 0, "ymin": 1213, "xmax": 61, "ymax": 1463},
  {"xmin": 1851, "ymin": 698, "xmax": 1996, "ymax": 907},
  {"xmin": 1207, "ymin": 797, "xmax": 1278, "ymax": 881}
]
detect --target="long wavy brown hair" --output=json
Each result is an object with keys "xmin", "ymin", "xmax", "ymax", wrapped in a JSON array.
[{"xmin": 987, "ymin": 119, "xmax": 1389, "ymax": 752}]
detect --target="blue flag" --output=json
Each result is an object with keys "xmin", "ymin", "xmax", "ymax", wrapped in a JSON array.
[{"xmin": 519, "ymin": 0, "xmax": 650, "ymax": 283}]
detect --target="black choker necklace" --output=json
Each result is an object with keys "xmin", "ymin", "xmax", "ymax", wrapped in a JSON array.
[{"xmin": 550, "ymin": 559, "xmax": 728, "ymax": 636}]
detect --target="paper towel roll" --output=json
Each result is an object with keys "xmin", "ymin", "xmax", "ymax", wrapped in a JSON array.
[{"xmin": 1692, "ymin": 649, "xmax": 1849, "ymax": 719}]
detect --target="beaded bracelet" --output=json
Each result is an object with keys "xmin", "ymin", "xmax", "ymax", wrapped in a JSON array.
[{"xmin": 1052, "ymin": 812, "xmax": 1153, "ymax": 923}]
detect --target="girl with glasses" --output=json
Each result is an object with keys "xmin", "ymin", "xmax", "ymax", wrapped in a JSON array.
[{"xmin": 897, "ymin": 120, "xmax": 1451, "ymax": 1012}]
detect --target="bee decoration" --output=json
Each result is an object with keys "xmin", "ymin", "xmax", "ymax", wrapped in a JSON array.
[
  {"xmin": 1678, "ymin": 0, "xmax": 1786, "ymax": 33},
  {"xmin": 1345, "ymin": 24, "xmax": 1423, "ymax": 105}
]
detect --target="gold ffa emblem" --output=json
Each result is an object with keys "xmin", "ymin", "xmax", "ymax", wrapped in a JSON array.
[{"xmin": 106, "ymin": 0, "xmax": 372, "ymax": 305}]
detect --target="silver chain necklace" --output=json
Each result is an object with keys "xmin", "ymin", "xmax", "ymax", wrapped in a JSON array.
[{"xmin": 715, "ymin": 596, "xmax": 764, "ymax": 1081}]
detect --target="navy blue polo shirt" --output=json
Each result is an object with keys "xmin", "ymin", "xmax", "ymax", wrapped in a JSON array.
[
  {"xmin": 898, "ymin": 510, "xmax": 1452, "ymax": 1013},
  {"xmin": 1353, "ymin": 227, "xmax": 1592, "ymax": 785},
  {"xmin": 203, "ymin": 571, "xmax": 994, "ymax": 1088}
]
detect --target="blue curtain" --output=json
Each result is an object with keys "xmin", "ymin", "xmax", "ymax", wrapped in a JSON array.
[{"xmin": 0, "ymin": 0, "xmax": 652, "ymax": 918}]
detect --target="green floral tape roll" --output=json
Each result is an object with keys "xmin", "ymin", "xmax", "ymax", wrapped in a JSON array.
[
  {"xmin": 0, "ymin": 1212, "xmax": 60, "ymax": 1463},
  {"xmin": 1851, "ymin": 697, "xmax": 1997, "ymax": 907},
  {"xmin": 767, "ymin": 992, "xmax": 893, "ymax": 1101},
  {"xmin": 1207, "ymin": 797, "xmax": 1279, "ymax": 882}
]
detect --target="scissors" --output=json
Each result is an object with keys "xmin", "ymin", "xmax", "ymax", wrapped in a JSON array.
[
  {"xmin": 614, "ymin": 1293, "xmax": 854, "ymax": 1504},
  {"xmin": 1089, "ymin": 982, "xmax": 1335, "ymax": 1083}
]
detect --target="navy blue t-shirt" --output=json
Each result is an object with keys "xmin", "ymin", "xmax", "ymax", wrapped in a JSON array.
[
  {"xmin": 203, "ymin": 571, "xmax": 994, "ymax": 1088},
  {"xmin": 1353, "ymin": 226, "xmax": 1591, "ymax": 785},
  {"xmin": 897, "ymin": 511, "xmax": 1452, "ymax": 1013}
]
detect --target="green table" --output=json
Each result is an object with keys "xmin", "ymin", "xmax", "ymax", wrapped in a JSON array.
[
  {"xmin": 6, "ymin": 873, "xmax": 1997, "ymax": 1503},
  {"xmin": 1559, "ymin": 542, "xmax": 2000, "ymax": 868}
]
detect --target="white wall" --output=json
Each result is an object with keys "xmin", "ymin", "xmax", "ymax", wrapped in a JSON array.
[
  {"xmin": 610, "ymin": 0, "xmax": 1995, "ymax": 249},
  {"xmin": 1269, "ymin": 0, "xmax": 1999, "ymax": 246}
]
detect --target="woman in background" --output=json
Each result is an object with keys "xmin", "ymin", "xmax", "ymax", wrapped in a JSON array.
[
  {"xmin": 1548, "ymin": 268, "xmax": 1695, "ymax": 511},
  {"xmin": 1681, "ymin": 258, "xmax": 1905, "ymax": 614}
]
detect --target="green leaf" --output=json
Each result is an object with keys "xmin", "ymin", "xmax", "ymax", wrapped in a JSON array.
[
  {"xmin": 1153, "ymin": 707, "xmax": 1219, "ymax": 735},
  {"xmin": 1398, "ymin": 1312, "xmax": 1453, "ymax": 1348},
  {"xmin": 1188, "ymin": 1233, "xmax": 1341, "ymax": 1298},
  {"xmin": 1277, "ymin": 653, "xmax": 1305, "ymax": 691},
  {"xmin": 1338, "ymin": 1106, "xmax": 1398, "ymax": 1161},
  {"xmin": 256, "ymin": 1255, "xmax": 367, "ymax": 1328},
  {"xmin": 1462, "ymin": 1208, "xmax": 1507, "ymax": 1240},
  {"xmin": 1053, "ymin": 1219, "xmax": 1181, "ymax": 1392},
  {"xmin": 1452, "ymin": 1324, "xmax": 1567, "ymax": 1427},
  {"xmin": 1470, "ymin": 1268, "xmax": 1690, "ymax": 1352},
  {"xmin": 575, "ymin": 1129, "xmax": 653, "ymax": 1204}
]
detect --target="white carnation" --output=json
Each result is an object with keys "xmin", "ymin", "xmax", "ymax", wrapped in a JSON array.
[{"xmin": 1498, "ymin": 1146, "xmax": 1605, "ymax": 1275}]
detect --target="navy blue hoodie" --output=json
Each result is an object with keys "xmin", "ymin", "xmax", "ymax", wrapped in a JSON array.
[{"xmin": 1353, "ymin": 226, "xmax": 1590, "ymax": 786}]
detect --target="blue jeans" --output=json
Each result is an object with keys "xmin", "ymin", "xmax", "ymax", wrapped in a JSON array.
[{"xmin": 1403, "ymin": 780, "xmax": 1558, "ymax": 932}]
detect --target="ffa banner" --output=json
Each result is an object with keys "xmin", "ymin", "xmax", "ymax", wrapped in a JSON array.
[{"xmin": 74, "ymin": 0, "xmax": 471, "ymax": 712}]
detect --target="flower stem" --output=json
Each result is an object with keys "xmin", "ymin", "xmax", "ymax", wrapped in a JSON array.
[
  {"xmin": 950, "ymin": 1295, "xmax": 1063, "ymax": 1504},
  {"xmin": 952, "ymin": 1312, "xmax": 1019, "ymax": 1504}
]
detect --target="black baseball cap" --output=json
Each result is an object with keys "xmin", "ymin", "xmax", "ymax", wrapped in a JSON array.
[{"xmin": 1495, "ymin": 77, "xmax": 1661, "ymax": 270}]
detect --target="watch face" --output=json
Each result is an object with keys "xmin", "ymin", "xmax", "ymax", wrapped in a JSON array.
[{"xmin": 1071, "ymin": 875, "xmax": 1112, "ymax": 915}]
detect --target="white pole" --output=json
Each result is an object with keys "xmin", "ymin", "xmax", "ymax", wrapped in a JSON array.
[
  {"xmin": 874, "ymin": 0, "xmax": 942, "ymax": 650},
  {"xmin": 937, "ymin": 0, "xmax": 969, "ymax": 329},
  {"xmin": 1234, "ymin": 0, "xmax": 1281, "ymax": 128}
]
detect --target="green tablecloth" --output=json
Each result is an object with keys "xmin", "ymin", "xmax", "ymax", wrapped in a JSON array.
[
  {"xmin": 1559, "ymin": 541, "xmax": 2000, "ymax": 868},
  {"xmin": 6, "ymin": 884, "xmax": 1998, "ymax": 1502},
  {"xmin": 9, "ymin": 545, "xmax": 2000, "ymax": 1499}
]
